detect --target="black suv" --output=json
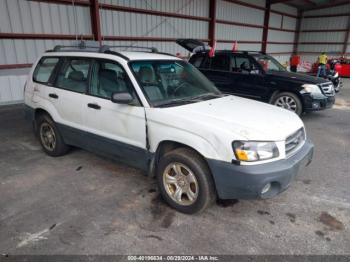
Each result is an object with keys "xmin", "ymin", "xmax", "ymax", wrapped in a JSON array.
[{"xmin": 177, "ymin": 39, "xmax": 335, "ymax": 115}]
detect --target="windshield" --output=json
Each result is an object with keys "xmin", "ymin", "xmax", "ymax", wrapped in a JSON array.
[
  {"xmin": 129, "ymin": 60, "xmax": 222, "ymax": 107},
  {"xmin": 252, "ymin": 54, "xmax": 286, "ymax": 72}
]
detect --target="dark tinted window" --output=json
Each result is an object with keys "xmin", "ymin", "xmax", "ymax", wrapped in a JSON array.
[
  {"xmin": 210, "ymin": 54, "xmax": 230, "ymax": 71},
  {"xmin": 56, "ymin": 58, "xmax": 91, "ymax": 93},
  {"xmin": 233, "ymin": 56, "xmax": 259, "ymax": 73},
  {"xmin": 33, "ymin": 57, "xmax": 59, "ymax": 83}
]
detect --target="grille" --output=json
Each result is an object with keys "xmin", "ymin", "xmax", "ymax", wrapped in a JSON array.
[
  {"xmin": 319, "ymin": 82, "xmax": 335, "ymax": 97},
  {"xmin": 285, "ymin": 128, "xmax": 305, "ymax": 157}
]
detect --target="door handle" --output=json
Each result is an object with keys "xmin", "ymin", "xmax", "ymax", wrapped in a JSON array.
[
  {"xmin": 49, "ymin": 93, "xmax": 59, "ymax": 99},
  {"xmin": 87, "ymin": 103, "xmax": 101, "ymax": 110}
]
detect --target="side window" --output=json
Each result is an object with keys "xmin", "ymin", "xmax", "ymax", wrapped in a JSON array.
[
  {"xmin": 33, "ymin": 57, "xmax": 60, "ymax": 83},
  {"xmin": 56, "ymin": 58, "xmax": 91, "ymax": 93},
  {"xmin": 210, "ymin": 54, "xmax": 230, "ymax": 71},
  {"xmin": 90, "ymin": 60, "xmax": 139, "ymax": 104},
  {"xmin": 234, "ymin": 56, "xmax": 258, "ymax": 73}
]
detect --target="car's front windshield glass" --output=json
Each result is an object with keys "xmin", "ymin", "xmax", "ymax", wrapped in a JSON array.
[
  {"xmin": 253, "ymin": 54, "xmax": 286, "ymax": 72},
  {"xmin": 129, "ymin": 60, "xmax": 222, "ymax": 107}
]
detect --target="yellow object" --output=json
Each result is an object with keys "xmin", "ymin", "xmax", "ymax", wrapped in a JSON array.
[
  {"xmin": 319, "ymin": 54, "xmax": 327, "ymax": 65},
  {"xmin": 236, "ymin": 149, "xmax": 249, "ymax": 161}
]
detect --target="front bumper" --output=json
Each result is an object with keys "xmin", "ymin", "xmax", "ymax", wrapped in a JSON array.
[
  {"xmin": 207, "ymin": 140, "xmax": 314, "ymax": 200},
  {"xmin": 302, "ymin": 93, "xmax": 335, "ymax": 111}
]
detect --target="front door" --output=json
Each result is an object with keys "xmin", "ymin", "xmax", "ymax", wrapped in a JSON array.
[
  {"xmin": 82, "ymin": 58, "xmax": 148, "ymax": 170},
  {"xmin": 229, "ymin": 55, "xmax": 267, "ymax": 101}
]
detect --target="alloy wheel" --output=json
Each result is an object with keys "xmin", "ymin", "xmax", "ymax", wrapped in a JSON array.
[
  {"xmin": 163, "ymin": 162, "xmax": 199, "ymax": 206},
  {"xmin": 274, "ymin": 95, "xmax": 297, "ymax": 112},
  {"xmin": 40, "ymin": 122, "xmax": 56, "ymax": 151}
]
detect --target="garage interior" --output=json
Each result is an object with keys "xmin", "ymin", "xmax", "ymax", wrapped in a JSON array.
[{"xmin": 1, "ymin": 0, "xmax": 350, "ymax": 256}]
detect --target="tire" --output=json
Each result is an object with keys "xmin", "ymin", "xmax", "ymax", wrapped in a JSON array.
[
  {"xmin": 36, "ymin": 114, "xmax": 70, "ymax": 157},
  {"xmin": 272, "ymin": 92, "xmax": 303, "ymax": 116},
  {"xmin": 157, "ymin": 148, "xmax": 216, "ymax": 214}
]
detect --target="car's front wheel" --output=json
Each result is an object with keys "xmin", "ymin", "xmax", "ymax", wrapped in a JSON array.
[
  {"xmin": 272, "ymin": 92, "xmax": 303, "ymax": 116},
  {"xmin": 36, "ymin": 114, "xmax": 70, "ymax": 157},
  {"xmin": 157, "ymin": 148, "xmax": 216, "ymax": 214}
]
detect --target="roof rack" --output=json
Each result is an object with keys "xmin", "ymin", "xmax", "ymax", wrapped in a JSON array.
[
  {"xmin": 46, "ymin": 41, "xmax": 175, "ymax": 60},
  {"xmin": 99, "ymin": 45, "xmax": 159, "ymax": 53}
]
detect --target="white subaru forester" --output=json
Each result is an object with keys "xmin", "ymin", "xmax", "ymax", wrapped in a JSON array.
[{"xmin": 24, "ymin": 44, "xmax": 314, "ymax": 213}]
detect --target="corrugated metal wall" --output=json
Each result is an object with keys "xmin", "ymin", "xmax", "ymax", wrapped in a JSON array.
[
  {"xmin": 298, "ymin": 4, "xmax": 350, "ymax": 64},
  {"xmin": 267, "ymin": 3, "xmax": 298, "ymax": 66}
]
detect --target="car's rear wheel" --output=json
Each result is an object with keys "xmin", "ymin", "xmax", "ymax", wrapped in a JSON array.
[
  {"xmin": 157, "ymin": 148, "xmax": 216, "ymax": 214},
  {"xmin": 272, "ymin": 92, "xmax": 303, "ymax": 116},
  {"xmin": 36, "ymin": 114, "xmax": 70, "ymax": 156}
]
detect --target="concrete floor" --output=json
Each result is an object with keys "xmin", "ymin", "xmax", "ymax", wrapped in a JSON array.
[{"xmin": 1, "ymin": 80, "xmax": 350, "ymax": 255}]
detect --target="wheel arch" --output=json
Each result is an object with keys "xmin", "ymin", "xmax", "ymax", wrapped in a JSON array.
[
  {"xmin": 269, "ymin": 90, "xmax": 304, "ymax": 112},
  {"xmin": 149, "ymin": 140, "xmax": 212, "ymax": 178}
]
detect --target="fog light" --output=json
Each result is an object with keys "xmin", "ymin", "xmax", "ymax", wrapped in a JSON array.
[
  {"xmin": 312, "ymin": 102, "xmax": 320, "ymax": 109},
  {"xmin": 261, "ymin": 183, "xmax": 271, "ymax": 195}
]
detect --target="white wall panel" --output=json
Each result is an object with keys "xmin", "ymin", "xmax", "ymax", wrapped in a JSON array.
[
  {"xmin": 216, "ymin": 42, "xmax": 261, "ymax": 51},
  {"xmin": 271, "ymin": 3, "xmax": 298, "ymax": 16},
  {"xmin": 299, "ymin": 32, "xmax": 346, "ymax": 43},
  {"xmin": 0, "ymin": 74, "xmax": 27, "ymax": 105},
  {"xmin": 216, "ymin": 0, "xmax": 264, "ymax": 25},
  {"xmin": 0, "ymin": 0, "xmax": 91, "ymax": 34},
  {"xmin": 102, "ymin": 40, "xmax": 190, "ymax": 57},
  {"xmin": 268, "ymin": 30, "xmax": 294, "ymax": 42},
  {"xmin": 301, "ymin": 17, "xmax": 349, "ymax": 31},
  {"xmin": 269, "ymin": 13, "xmax": 282, "ymax": 28},
  {"xmin": 283, "ymin": 16, "xmax": 297, "ymax": 30},
  {"xmin": 298, "ymin": 44, "xmax": 344, "ymax": 53},
  {"xmin": 216, "ymin": 24, "xmax": 263, "ymax": 41},
  {"xmin": 267, "ymin": 44, "xmax": 294, "ymax": 53},
  {"xmin": 99, "ymin": 0, "xmax": 209, "ymax": 17},
  {"xmin": 243, "ymin": 0, "xmax": 265, "ymax": 8},
  {"xmin": 303, "ymin": 4, "xmax": 350, "ymax": 16},
  {"xmin": 0, "ymin": 40, "xmax": 75, "ymax": 64},
  {"xmin": 100, "ymin": 10, "xmax": 208, "ymax": 39}
]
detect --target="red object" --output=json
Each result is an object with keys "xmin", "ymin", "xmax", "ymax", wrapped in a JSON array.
[
  {"xmin": 232, "ymin": 41, "xmax": 238, "ymax": 51},
  {"xmin": 291, "ymin": 55, "xmax": 300, "ymax": 66},
  {"xmin": 209, "ymin": 41, "xmax": 216, "ymax": 57},
  {"xmin": 337, "ymin": 59, "xmax": 350, "ymax": 77},
  {"xmin": 310, "ymin": 57, "xmax": 350, "ymax": 77}
]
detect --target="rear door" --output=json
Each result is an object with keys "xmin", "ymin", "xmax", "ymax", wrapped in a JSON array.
[
  {"xmin": 48, "ymin": 57, "xmax": 91, "ymax": 132},
  {"xmin": 193, "ymin": 53, "xmax": 234, "ymax": 94},
  {"xmin": 31, "ymin": 57, "xmax": 61, "ymax": 104}
]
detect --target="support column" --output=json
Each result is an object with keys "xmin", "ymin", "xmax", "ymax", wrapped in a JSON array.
[
  {"xmin": 293, "ymin": 10, "xmax": 302, "ymax": 54},
  {"xmin": 208, "ymin": 0, "xmax": 217, "ymax": 47},
  {"xmin": 261, "ymin": 0, "xmax": 271, "ymax": 53},
  {"xmin": 90, "ymin": 0, "xmax": 102, "ymax": 44}
]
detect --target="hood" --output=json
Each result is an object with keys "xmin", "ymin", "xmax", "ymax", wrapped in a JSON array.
[
  {"xmin": 155, "ymin": 96, "xmax": 304, "ymax": 141},
  {"xmin": 267, "ymin": 70, "xmax": 327, "ymax": 85}
]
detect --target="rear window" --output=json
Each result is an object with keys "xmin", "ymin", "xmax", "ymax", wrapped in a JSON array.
[{"xmin": 33, "ymin": 57, "xmax": 60, "ymax": 83}]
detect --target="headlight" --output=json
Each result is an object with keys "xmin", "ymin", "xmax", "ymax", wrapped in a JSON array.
[
  {"xmin": 334, "ymin": 72, "xmax": 339, "ymax": 78},
  {"xmin": 232, "ymin": 141, "xmax": 279, "ymax": 162},
  {"xmin": 302, "ymin": 84, "xmax": 322, "ymax": 95}
]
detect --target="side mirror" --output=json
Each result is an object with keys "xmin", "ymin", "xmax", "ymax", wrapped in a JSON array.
[{"xmin": 111, "ymin": 92, "xmax": 133, "ymax": 104}]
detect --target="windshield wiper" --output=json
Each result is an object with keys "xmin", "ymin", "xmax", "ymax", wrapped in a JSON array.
[
  {"xmin": 155, "ymin": 93, "xmax": 224, "ymax": 108},
  {"xmin": 189, "ymin": 93, "xmax": 224, "ymax": 101},
  {"xmin": 155, "ymin": 98, "xmax": 196, "ymax": 108}
]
